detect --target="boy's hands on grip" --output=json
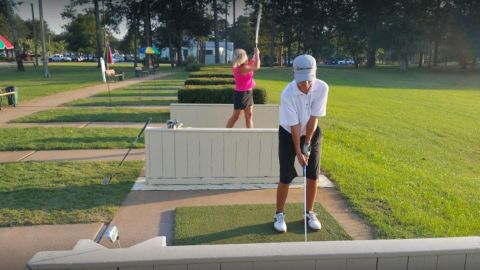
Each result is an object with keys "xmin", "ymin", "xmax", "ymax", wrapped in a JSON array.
[{"xmin": 301, "ymin": 142, "xmax": 311, "ymax": 157}]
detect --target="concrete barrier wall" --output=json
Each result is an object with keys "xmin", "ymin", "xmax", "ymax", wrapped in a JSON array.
[
  {"xmin": 170, "ymin": 103, "xmax": 279, "ymax": 128},
  {"xmin": 27, "ymin": 236, "xmax": 480, "ymax": 270},
  {"xmin": 145, "ymin": 127, "xmax": 280, "ymax": 185}
]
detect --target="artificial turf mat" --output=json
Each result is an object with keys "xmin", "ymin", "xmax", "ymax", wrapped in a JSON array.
[{"xmin": 174, "ymin": 202, "xmax": 351, "ymax": 245}]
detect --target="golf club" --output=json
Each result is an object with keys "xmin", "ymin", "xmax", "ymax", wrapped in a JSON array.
[
  {"xmin": 255, "ymin": 3, "xmax": 263, "ymax": 48},
  {"xmin": 303, "ymin": 165, "xmax": 307, "ymax": 242},
  {"xmin": 101, "ymin": 117, "xmax": 152, "ymax": 185}
]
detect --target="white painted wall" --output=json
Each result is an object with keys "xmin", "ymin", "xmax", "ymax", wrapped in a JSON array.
[
  {"xmin": 27, "ymin": 237, "xmax": 480, "ymax": 270},
  {"xmin": 145, "ymin": 128, "xmax": 280, "ymax": 186},
  {"xmin": 170, "ymin": 104, "xmax": 279, "ymax": 128}
]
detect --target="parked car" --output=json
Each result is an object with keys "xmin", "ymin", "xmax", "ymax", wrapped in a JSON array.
[
  {"xmin": 70, "ymin": 55, "xmax": 83, "ymax": 62},
  {"xmin": 338, "ymin": 59, "xmax": 354, "ymax": 65},
  {"xmin": 113, "ymin": 54, "xmax": 125, "ymax": 62},
  {"xmin": 49, "ymin": 54, "xmax": 72, "ymax": 62},
  {"xmin": 323, "ymin": 59, "xmax": 337, "ymax": 65}
]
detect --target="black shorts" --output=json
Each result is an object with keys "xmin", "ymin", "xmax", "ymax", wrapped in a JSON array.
[
  {"xmin": 278, "ymin": 126, "xmax": 322, "ymax": 184},
  {"xmin": 233, "ymin": 90, "xmax": 253, "ymax": 110}
]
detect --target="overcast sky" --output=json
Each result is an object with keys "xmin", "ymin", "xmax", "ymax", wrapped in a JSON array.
[{"xmin": 15, "ymin": 0, "xmax": 248, "ymax": 40}]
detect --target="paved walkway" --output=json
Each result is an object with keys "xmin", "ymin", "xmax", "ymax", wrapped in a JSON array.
[
  {"xmin": 1, "ymin": 121, "xmax": 166, "ymax": 128},
  {"xmin": 0, "ymin": 148, "xmax": 145, "ymax": 163},
  {"xmin": 0, "ymin": 73, "xmax": 170, "ymax": 126}
]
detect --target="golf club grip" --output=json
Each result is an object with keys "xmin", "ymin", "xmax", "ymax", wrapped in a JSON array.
[{"xmin": 131, "ymin": 117, "xmax": 152, "ymax": 146}]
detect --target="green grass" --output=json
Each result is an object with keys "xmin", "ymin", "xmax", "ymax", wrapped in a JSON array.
[
  {"xmin": 0, "ymin": 161, "xmax": 143, "ymax": 227},
  {"xmin": 93, "ymin": 89, "xmax": 178, "ymax": 97},
  {"xmin": 255, "ymin": 66, "xmax": 480, "ymax": 238},
  {"xmin": 65, "ymin": 73, "xmax": 187, "ymax": 106},
  {"xmin": 13, "ymin": 107, "xmax": 169, "ymax": 123},
  {"xmin": 174, "ymin": 203, "xmax": 351, "ymax": 245},
  {"xmin": 66, "ymin": 97, "xmax": 176, "ymax": 106},
  {"xmin": 0, "ymin": 127, "xmax": 145, "ymax": 151}
]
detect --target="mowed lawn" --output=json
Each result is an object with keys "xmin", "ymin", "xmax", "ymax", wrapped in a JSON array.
[
  {"xmin": 0, "ymin": 161, "xmax": 143, "ymax": 226},
  {"xmin": 256, "ymin": 66, "xmax": 480, "ymax": 238},
  {"xmin": 0, "ymin": 63, "xmax": 181, "ymax": 102}
]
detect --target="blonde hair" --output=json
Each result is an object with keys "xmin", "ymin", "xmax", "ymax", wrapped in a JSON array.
[{"xmin": 232, "ymin": 49, "xmax": 248, "ymax": 67}]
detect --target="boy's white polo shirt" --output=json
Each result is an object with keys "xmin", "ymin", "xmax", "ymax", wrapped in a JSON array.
[{"xmin": 279, "ymin": 79, "xmax": 329, "ymax": 136}]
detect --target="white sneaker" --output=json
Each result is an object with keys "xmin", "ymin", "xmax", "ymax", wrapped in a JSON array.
[
  {"xmin": 274, "ymin": 212, "xmax": 287, "ymax": 233},
  {"xmin": 306, "ymin": 211, "xmax": 322, "ymax": 231}
]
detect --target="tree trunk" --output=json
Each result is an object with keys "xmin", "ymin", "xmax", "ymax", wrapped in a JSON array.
[
  {"xmin": 5, "ymin": 0, "xmax": 25, "ymax": 71},
  {"xmin": 213, "ymin": 0, "xmax": 220, "ymax": 64},
  {"xmin": 38, "ymin": 0, "xmax": 49, "ymax": 77},
  {"xmin": 399, "ymin": 57, "xmax": 408, "ymax": 71},
  {"xmin": 418, "ymin": 52, "xmax": 424, "ymax": 68},
  {"xmin": 94, "ymin": 0, "xmax": 102, "ymax": 68},
  {"xmin": 432, "ymin": 40, "xmax": 438, "ymax": 67},
  {"xmin": 133, "ymin": 2, "xmax": 138, "ymax": 68},
  {"xmin": 366, "ymin": 47, "xmax": 376, "ymax": 68},
  {"xmin": 471, "ymin": 56, "xmax": 477, "ymax": 71},
  {"xmin": 224, "ymin": 0, "xmax": 228, "ymax": 64},
  {"xmin": 269, "ymin": 2, "xmax": 276, "ymax": 67},
  {"xmin": 143, "ymin": 0, "xmax": 152, "ymax": 68},
  {"xmin": 286, "ymin": 30, "xmax": 292, "ymax": 66},
  {"xmin": 176, "ymin": 44, "xmax": 184, "ymax": 66}
]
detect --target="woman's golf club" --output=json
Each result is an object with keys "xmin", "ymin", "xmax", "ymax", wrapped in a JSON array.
[{"xmin": 255, "ymin": 3, "xmax": 263, "ymax": 48}]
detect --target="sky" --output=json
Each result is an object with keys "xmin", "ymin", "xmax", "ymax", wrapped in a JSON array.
[
  {"xmin": 15, "ymin": 0, "xmax": 248, "ymax": 40},
  {"xmin": 15, "ymin": 0, "xmax": 126, "ymax": 39}
]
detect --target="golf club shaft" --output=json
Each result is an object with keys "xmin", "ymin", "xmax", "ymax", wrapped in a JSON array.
[
  {"xmin": 304, "ymin": 165, "xmax": 307, "ymax": 242},
  {"xmin": 255, "ymin": 3, "xmax": 262, "ymax": 48},
  {"xmin": 117, "ymin": 117, "xmax": 151, "ymax": 167}
]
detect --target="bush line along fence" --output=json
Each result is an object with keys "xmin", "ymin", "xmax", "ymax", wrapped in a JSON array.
[{"xmin": 179, "ymin": 66, "xmax": 267, "ymax": 104}]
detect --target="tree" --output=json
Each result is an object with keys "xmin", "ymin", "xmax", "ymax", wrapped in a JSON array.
[
  {"xmin": 64, "ymin": 14, "xmax": 97, "ymax": 54},
  {"xmin": 3, "ymin": 0, "xmax": 25, "ymax": 71},
  {"xmin": 386, "ymin": 1, "xmax": 427, "ymax": 71},
  {"xmin": 354, "ymin": 0, "xmax": 393, "ymax": 68},
  {"xmin": 455, "ymin": 0, "xmax": 480, "ymax": 70},
  {"xmin": 150, "ymin": 0, "xmax": 211, "ymax": 66}
]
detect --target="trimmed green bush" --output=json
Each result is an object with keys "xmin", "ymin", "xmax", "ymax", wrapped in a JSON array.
[
  {"xmin": 178, "ymin": 87, "xmax": 267, "ymax": 104},
  {"xmin": 184, "ymin": 77, "xmax": 235, "ymax": 85},
  {"xmin": 189, "ymin": 72, "xmax": 233, "ymax": 78}
]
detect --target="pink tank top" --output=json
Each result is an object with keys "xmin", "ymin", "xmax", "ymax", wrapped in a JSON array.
[{"xmin": 233, "ymin": 62, "xmax": 256, "ymax": 91}]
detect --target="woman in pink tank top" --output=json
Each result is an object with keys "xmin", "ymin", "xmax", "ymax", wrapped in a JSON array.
[{"xmin": 226, "ymin": 48, "xmax": 261, "ymax": 128}]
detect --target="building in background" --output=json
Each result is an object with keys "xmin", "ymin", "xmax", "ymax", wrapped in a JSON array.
[{"xmin": 160, "ymin": 40, "xmax": 234, "ymax": 65}]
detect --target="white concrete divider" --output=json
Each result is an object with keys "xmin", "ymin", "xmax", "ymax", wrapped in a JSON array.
[
  {"xmin": 170, "ymin": 103, "xmax": 279, "ymax": 128},
  {"xmin": 145, "ymin": 127, "xmax": 280, "ymax": 185},
  {"xmin": 27, "ymin": 236, "xmax": 480, "ymax": 270}
]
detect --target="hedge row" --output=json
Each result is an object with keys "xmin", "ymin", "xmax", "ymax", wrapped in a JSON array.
[
  {"xmin": 178, "ymin": 87, "xmax": 267, "ymax": 104},
  {"xmin": 188, "ymin": 72, "xmax": 233, "ymax": 78},
  {"xmin": 184, "ymin": 77, "xmax": 235, "ymax": 85}
]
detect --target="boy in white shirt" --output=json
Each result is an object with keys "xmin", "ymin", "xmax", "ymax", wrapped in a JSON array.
[{"xmin": 274, "ymin": 54, "xmax": 329, "ymax": 233}]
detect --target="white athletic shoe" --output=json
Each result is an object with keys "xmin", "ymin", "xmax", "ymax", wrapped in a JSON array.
[
  {"xmin": 306, "ymin": 211, "xmax": 322, "ymax": 231},
  {"xmin": 274, "ymin": 212, "xmax": 287, "ymax": 233}
]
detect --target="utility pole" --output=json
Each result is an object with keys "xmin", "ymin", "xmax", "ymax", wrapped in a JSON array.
[
  {"xmin": 31, "ymin": 3, "xmax": 38, "ymax": 68},
  {"xmin": 38, "ymin": 0, "xmax": 49, "ymax": 77}
]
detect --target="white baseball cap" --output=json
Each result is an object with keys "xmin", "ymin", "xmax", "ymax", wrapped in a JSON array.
[{"xmin": 293, "ymin": 54, "xmax": 317, "ymax": 83}]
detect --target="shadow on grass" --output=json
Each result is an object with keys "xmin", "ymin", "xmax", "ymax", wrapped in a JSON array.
[
  {"xmin": 174, "ymin": 203, "xmax": 352, "ymax": 245},
  {"xmin": 174, "ymin": 220, "xmax": 350, "ymax": 245},
  {"xmin": 16, "ymin": 111, "xmax": 169, "ymax": 123},
  {"xmin": 69, "ymin": 99, "xmax": 176, "ymax": 107},
  {"xmin": 35, "ymin": 135, "xmax": 143, "ymax": 146}
]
